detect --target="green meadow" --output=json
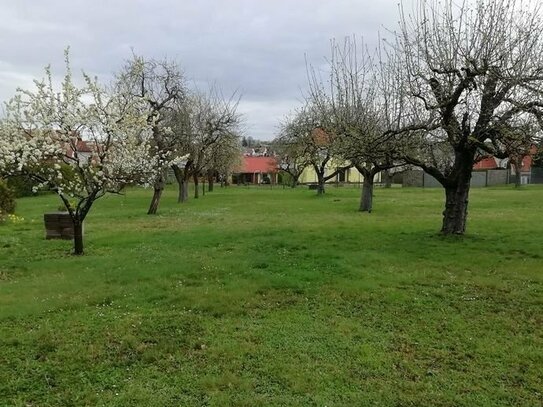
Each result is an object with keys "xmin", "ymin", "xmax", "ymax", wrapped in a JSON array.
[{"xmin": 1, "ymin": 185, "xmax": 542, "ymax": 406}]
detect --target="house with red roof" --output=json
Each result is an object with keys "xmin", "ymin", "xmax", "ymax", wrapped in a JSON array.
[
  {"xmin": 509, "ymin": 146, "xmax": 537, "ymax": 184},
  {"xmin": 473, "ymin": 145, "xmax": 538, "ymax": 184},
  {"xmin": 473, "ymin": 156, "xmax": 501, "ymax": 170},
  {"xmin": 233, "ymin": 156, "xmax": 278, "ymax": 184}
]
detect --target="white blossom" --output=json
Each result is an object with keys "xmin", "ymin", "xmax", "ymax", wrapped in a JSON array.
[{"xmin": 0, "ymin": 50, "xmax": 157, "ymax": 224}]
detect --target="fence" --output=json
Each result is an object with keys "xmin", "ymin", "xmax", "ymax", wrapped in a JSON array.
[
  {"xmin": 531, "ymin": 168, "xmax": 543, "ymax": 184},
  {"xmin": 402, "ymin": 169, "xmax": 510, "ymax": 188}
]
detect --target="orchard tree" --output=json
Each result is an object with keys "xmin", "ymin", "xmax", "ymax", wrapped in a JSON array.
[
  {"xmin": 204, "ymin": 130, "xmax": 242, "ymax": 191},
  {"xmin": 170, "ymin": 87, "xmax": 242, "ymax": 202},
  {"xmin": 389, "ymin": 0, "xmax": 543, "ymax": 234},
  {"xmin": 307, "ymin": 38, "xmax": 402, "ymax": 212},
  {"xmin": 115, "ymin": 55, "xmax": 186, "ymax": 214},
  {"xmin": 497, "ymin": 121, "xmax": 538, "ymax": 187},
  {"xmin": 274, "ymin": 115, "xmax": 312, "ymax": 188},
  {"xmin": 296, "ymin": 106, "xmax": 352, "ymax": 195},
  {"xmin": 0, "ymin": 52, "xmax": 155, "ymax": 255}
]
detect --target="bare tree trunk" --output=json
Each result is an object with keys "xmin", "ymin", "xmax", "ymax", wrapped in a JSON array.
[
  {"xmin": 147, "ymin": 174, "xmax": 165, "ymax": 214},
  {"xmin": 147, "ymin": 185, "xmax": 163, "ymax": 215},
  {"xmin": 202, "ymin": 178, "xmax": 206, "ymax": 196},
  {"xmin": 73, "ymin": 219, "xmax": 84, "ymax": 255},
  {"xmin": 172, "ymin": 165, "xmax": 186, "ymax": 203},
  {"xmin": 359, "ymin": 173, "xmax": 374, "ymax": 212},
  {"xmin": 291, "ymin": 175, "xmax": 299, "ymax": 188},
  {"xmin": 208, "ymin": 171, "xmax": 214, "ymax": 192},
  {"xmin": 180, "ymin": 175, "xmax": 189, "ymax": 202},
  {"xmin": 193, "ymin": 174, "xmax": 199, "ymax": 199},
  {"xmin": 383, "ymin": 169, "xmax": 392, "ymax": 188},
  {"xmin": 177, "ymin": 182, "xmax": 184, "ymax": 203},
  {"xmin": 317, "ymin": 173, "xmax": 325, "ymax": 195},
  {"xmin": 441, "ymin": 171, "xmax": 472, "ymax": 235},
  {"xmin": 513, "ymin": 157, "xmax": 522, "ymax": 188},
  {"xmin": 434, "ymin": 148, "xmax": 476, "ymax": 235},
  {"xmin": 177, "ymin": 179, "xmax": 184, "ymax": 202}
]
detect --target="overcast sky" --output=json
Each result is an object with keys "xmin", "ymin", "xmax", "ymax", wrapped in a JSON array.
[{"xmin": 0, "ymin": 0, "xmax": 403, "ymax": 140}]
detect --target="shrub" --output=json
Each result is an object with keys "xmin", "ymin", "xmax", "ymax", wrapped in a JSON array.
[
  {"xmin": 7, "ymin": 163, "xmax": 77, "ymax": 198},
  {"xmin": 0, "ymin": 180, "xmax": 16, "ymax": 214},
  {"xmin": 7, "ymin": 175, "xmax": 38, "ymax": 197}
]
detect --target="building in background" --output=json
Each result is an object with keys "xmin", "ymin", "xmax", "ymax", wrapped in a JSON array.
[{"xmin": 232, "ymin": 155, "xmax": 278, "ymax": 184}]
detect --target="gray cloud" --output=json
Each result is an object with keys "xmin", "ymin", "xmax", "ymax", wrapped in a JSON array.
[{"xmin": 0, "ymin": 0, "xmax": 402, "ymax": 139}]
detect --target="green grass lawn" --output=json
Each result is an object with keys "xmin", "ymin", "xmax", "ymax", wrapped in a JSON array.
[{"xmin": 1, "ymin": 185, "xmax": 542, "ymax": 406}]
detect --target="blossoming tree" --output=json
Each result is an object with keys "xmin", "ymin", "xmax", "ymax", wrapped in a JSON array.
[
  {"xmin": 0, "ymin": 51, "xmax": 156, "ymax": 254},
  {"xmin": 114, "ymin": 55, "xmax": 186, "ymax": 214}
]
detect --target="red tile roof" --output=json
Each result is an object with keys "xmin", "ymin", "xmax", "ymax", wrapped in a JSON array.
[
  {"xmin": 238, "ymin": 156, "xmax": 278, "ymax": 173},
  {"xmin": 473, "ymin": 157, "xmax": 498, "ymax": 170}
]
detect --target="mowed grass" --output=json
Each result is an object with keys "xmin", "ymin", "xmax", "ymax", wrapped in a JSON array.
[{"xmin": 0, "ymin": 185, "xmax": 542, "ymax": 406}]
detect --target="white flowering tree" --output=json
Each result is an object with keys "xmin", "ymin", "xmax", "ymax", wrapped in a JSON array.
[
  {"xmin": 114, "ymin": 55, "xmax": 186, "ymax": 214},
  {"xmin": 0, "ymin": 51, "xmax": 155, "ymax": 255}
]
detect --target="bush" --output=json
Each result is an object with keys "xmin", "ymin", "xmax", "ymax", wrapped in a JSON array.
[
  {"xmin": 7, "ymin": 163, "xmax": 77, "ymax": 198},
  {"xmin": 0, "ymin": 180, "xmax": 16, "ymax": 214},
  {"xmin": 6, "ymin": 175, "xmax": 37, "ymax": 197}
]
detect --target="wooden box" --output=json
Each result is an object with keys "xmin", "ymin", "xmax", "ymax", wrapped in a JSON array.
[{"xmin": 44, "ymin": 212, "xmax": 82, "ymax": 240}]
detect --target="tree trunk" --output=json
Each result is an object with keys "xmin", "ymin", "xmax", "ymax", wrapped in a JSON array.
[
  {"xmin": 172, "ymin": 165, "xmax": 186, "ymax": 203},
  {"xmin": 317, "ymin": 173, "xmax": 325, "ymax": 195},
  {"xmin": 178, "ymin": 179, "xmax": 185, "ymax": 203},
  {"xmin": 383, "ymin": 169, "xmax": 392, "ymax": 188},
  {"xmin": 513, "ymin": 157, "xmax": 522, "ymax": 188},
  {"xmin": 147, "ymin": 174, "xmax": 165, "ymax": 214},
  {"xmin": 73, "ymin": 219, "xmax": 84, "ymax": 255},
  {"xmin": 194, "ymin": 174, "xmax": 199, "ymax": 199},
  {"xmin": 202, "ymin": 178, "xmax": 206, "ymax": 196},
  {"xmin": 208, "ymin": 171, "xmax": 214, "ymax": 192},
  {"xmin": 441, "ymin": 171, "xmax": 472, "ymax": 235},
  {"xmin": 148, "ymin": 172, "xmax": 166, "ymax": 214},
  {"xmin": 147, "ymin": 185, "xmax": 163, "ymax": 215},
  {"xmin": 359, "ymin": 173, "xmax": 374, "ymax": 212},
  {"xmin": 291, "ymin": 175, "xmax": 299, "ymax": 188},
  {"xmin": 182, "ymin": 180, "xmax": 189, "ymax": 202}
]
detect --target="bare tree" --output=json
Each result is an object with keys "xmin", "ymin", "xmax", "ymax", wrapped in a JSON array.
[
  {"xmin": 306, "ymin": 128, "xmax": 353, "ymax": 196},
  {"xmin": 115, "ymin": 55, "xmax": 186, "ymax": 214},
  {"xmin": 307, "ymin": 37, "xmax": 402, "ymax": 212},
  {"xmin": 283, "ymin": 107, "xmax": 352, "ymax": 195},
  {"xmin": 170, "ymin": 87, "xmax": 242, "ymax": 202},
  {"xmin": 204, "ymin": 131, "xmax": 242, "ymax": 191},
  {"xmin": 274, "ymin": 115, "xmax": 312, "ymax": 188},
  {"xmin": 497, "ymin": 121, "xmax": 537, "ymax": 187},
  {"xmin": 388, "ymin": 0, "xmax": 543, "ymax": 234}
]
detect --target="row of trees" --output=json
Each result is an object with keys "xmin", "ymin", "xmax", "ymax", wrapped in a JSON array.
[
  {"xmin": 0, "ymin": 51, "xmax": 242, "ymax": 254},
  {"xmin": 274, "ymin": 0, "xmax": 543, "ymax": 233}
]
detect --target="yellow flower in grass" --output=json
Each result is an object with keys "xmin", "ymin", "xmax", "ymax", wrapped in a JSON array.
[{"xmin": 7, "ymin": 214, "xmax": 25, "ymax": 223}]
